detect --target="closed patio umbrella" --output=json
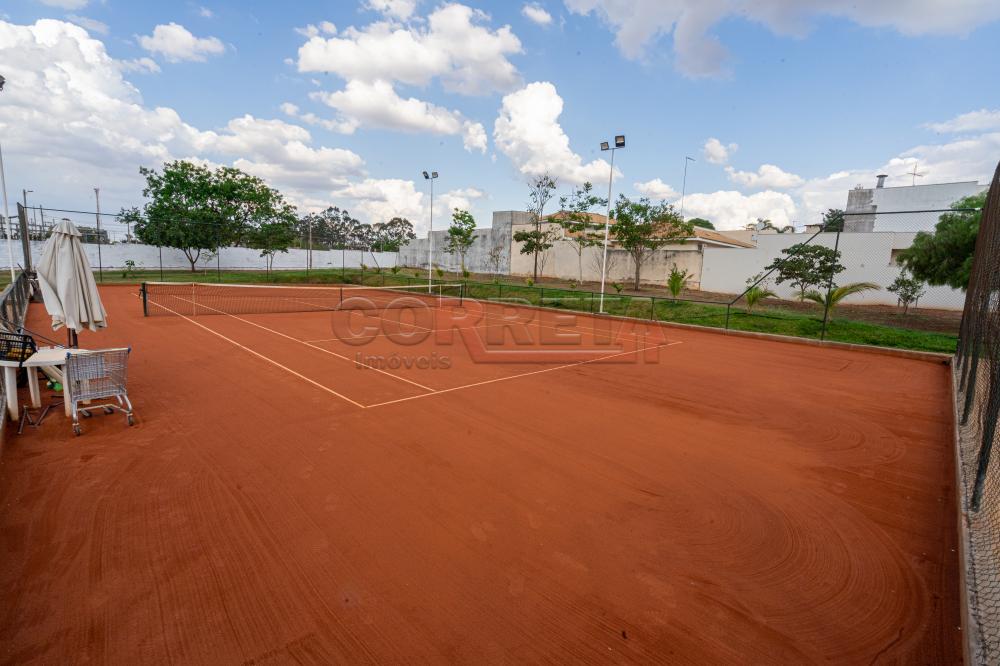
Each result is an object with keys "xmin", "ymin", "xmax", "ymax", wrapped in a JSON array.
[{"xmin": 36, "ymin": 220, "xmax": 107, "ymax": 346}]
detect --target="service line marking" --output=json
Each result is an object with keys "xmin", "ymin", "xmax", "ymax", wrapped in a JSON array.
[{"xmin": 364, "ymin": 340, "xmax": 683, "ymax": 409}]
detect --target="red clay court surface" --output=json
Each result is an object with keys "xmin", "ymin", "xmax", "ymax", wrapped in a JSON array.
[{"xmin": 0, "ymin": 284, "xmax": 961, "ymax": 663}]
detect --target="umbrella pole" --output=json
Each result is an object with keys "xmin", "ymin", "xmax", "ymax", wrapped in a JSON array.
[{"xmin": 68, "ymin": 329, "xmax": 78, "ymax": 349}]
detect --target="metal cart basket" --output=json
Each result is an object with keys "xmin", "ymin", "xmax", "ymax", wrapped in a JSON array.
[{"xmin": 65, "ymin": 347, "xmax": 134, "ymax": 435}]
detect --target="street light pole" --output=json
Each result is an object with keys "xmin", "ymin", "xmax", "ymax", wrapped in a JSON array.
[
  {"xmin": 0, "ymin": 75, "xmax": 15, "ymax": 282},
  {"xmin": 422, "ymin": 170, "xmax": 438, "ymax": 292},
  {"xmin": 680, "ymin": 156, "xmax": 694, "ymax": 219},
  {"xmin": 598, "ymin": 135, "xmax": 625, "ymax": 314}
]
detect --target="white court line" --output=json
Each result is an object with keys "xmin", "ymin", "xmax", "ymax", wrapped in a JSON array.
[
  {"xmin": 364, "ymin": 340, "xmax": 683, "ymax": 409},
  {"xmin": 161, "ymin": 296, "xmax": 436, "ymax": 393},
  {"xmin": 149, "ymin": 299, "xmax": 366, "ymax": 409}
]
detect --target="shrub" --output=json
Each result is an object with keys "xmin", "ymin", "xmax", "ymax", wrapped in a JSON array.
[{"xmin": 667, "ymin": 264, "xmax": 691, "ymax": 298}]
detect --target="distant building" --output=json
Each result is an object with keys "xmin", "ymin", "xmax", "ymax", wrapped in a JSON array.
[{"xmin": 805, "ymin": 175, "xmax": 987, "ymax": 233}]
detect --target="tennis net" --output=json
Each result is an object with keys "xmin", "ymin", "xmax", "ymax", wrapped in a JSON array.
[{"xmin": 141, "ymin": 282, "xmax": 465, "ymax": 317}]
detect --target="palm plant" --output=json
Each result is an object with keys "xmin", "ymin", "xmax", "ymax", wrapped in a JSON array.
[
  {"xmin": 744, "ymin": 285, "xmax": 776, "ymax": 313},
  {"xmin": 804, "ymin": 282, "xmax": 880, "ymax": 312},
  {"xmin": 667, "ymin": 264, "xmax": 691, "ymax": 299}
]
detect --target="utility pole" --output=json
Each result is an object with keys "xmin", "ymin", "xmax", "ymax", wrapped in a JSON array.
[
  {"xmin": 680, "ymin": 156, "xmax": 694, "ymax": 219},
  {"xmin": 94, "ymin": 187, "xmax": 103, "ymax": 281}
]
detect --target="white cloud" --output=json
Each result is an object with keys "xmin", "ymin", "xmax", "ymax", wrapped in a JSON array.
[
  {"xmin": 297, "ymin": 3, "xmax": 521, "ymax": 96},
  {"xmin": 522, "ymin": 3, "xmax": 554, "ymax": 25},
  {"xmin": 702, "ymin": 137, "xmax": 737, "ymax": 164},
  {"xmin": 295, "ymin": 22, "xmax": 337, "ymax": 39},
  {"xmin": 120, "ymin": 57, "xmax": 161, "ymax": 74},
  {"xmin": 198, "ymin": 6, "xmax": 214, "ymax": 19},
  {"xmin": 37, "ymin": 0, "xmax": 88, "ymax": 8},
  {"xmin": 564, "ymin": 0, "xmax": 1000, "ymax": 77},
  {"xmin": 494, "ymin": 81, "xmax": 616, "ymax": 185},
  {"xmin": 678, "ymin": 190, "xmax": 798, "ymax": 230},
  {"xmin": 138, "ymin": 22, "xmax": 225, "ymax": 63},
  {"xmin": 726, "ymin": 163, "xmax": 804, "ymax": 189},
  {"xmin": 925, "ymin": 108, "xmax": 1000, "ymax": 134},
  {"xmin": 364, "ymin": 0, "xmax": 417, "ymax": 21},
  {"xmin": 326, "ymin": 179, "xmax": 488, "ymax": 233},
  {"xmin": 0, "ymin": 19, "xmax": 364, "ymax": 210},
  {"xmin": 296, "ymin": 4, "xmax": 516, "ymax": 150},
  {"xmin": 65, "ymin": 14, "xmax": 107, "ymax": 35},
  {"xmin": 634, "ymin": 178, "xmax": 678, "ymax": 200},
  {"xmin": 311, "ymin": 79, "xmax": 488, "ymax": 152}
]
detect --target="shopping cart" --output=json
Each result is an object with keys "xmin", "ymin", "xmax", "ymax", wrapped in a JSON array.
[{"xmin": 65, "ymin": 347, "xmax": 134, "ymax": 436}]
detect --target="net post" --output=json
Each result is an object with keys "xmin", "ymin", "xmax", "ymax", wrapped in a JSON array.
[{"xmin": 141, "ymin": 283, "xmax": 148, "ymax": 316}]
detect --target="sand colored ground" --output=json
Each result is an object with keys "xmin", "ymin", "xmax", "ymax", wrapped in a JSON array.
[{"xmin": 0, "ymin": 285, "xmax": 961, "ymax": 663}]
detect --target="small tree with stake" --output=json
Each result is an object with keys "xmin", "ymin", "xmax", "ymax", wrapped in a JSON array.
[
  {"xmin": 445, "ymin": 209, "xmax": 476, "ymax": 273},
  {"xmin": 887, "ymin": 269, "xmax": 926, "ymax": 314},
  {"xmin": 765, "ymin": 243, "xmax": 845, "ymax": 301},
  {"xmin": 611, "ymin": 195, "xmax": 692, "ymax": 291},
  {"xmin": 513, "ymin": 174, "xmax": 557, "ymax": 281},
  {"xmin": 556, "ymin": 182, "xmax": 606, "ymax": 284}
]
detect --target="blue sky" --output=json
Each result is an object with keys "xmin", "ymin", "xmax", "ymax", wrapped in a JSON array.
[{"xmin": 1, "ymin": 0, "xmax": 999, "ymax": 232}]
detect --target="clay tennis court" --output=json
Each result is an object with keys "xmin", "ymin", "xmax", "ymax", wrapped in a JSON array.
[{"xmin": 0, "ymin": 283, "xmax": 960, "ymax": 663}]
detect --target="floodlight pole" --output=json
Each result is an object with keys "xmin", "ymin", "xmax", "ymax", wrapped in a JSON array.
[
  {"xmin": 423, "ymin": 170, "xmax": 438, "ymax": 292},
  {"xmin": 680, "ymin": 156, "xmax": 694, "ymax": 219},
  {"xmin": 0, "ymin": 143, "xmax": 15, "ymax": 282},
  {"xmin": 598, "ymin": 137, "xmax": 624, "ymax": 314}
]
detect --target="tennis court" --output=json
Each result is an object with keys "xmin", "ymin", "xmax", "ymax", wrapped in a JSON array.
[{"xmin": 0, "ymin": 282, "xmax": 960, "ymax": 663}]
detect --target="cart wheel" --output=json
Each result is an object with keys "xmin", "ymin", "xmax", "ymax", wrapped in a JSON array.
[
  {"xmin": 73, "ymin": 424, "xmax": 82, "ymax": 436},
  {"xmin": 81, "ymin": 409, "xmax": 92, "ymax": 419},
  {"xmin": 103, "ymin": 406, "xmax": 114, "ymax": 415},
  {"xmin": 127, "ymin": 414, "xmax": 135, "ymax": 426}
]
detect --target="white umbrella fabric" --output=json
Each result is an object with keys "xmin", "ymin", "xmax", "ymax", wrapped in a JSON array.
[{"xmin": 36, "ymin": 220, "xmax": 107, "ymax": 341}]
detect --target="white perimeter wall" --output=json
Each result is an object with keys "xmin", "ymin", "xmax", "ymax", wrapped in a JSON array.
[
  {"xmin": 3, "ymin": 241, "xmax": 398, "ymax": 272},
  {"xmin": 701, "ymin": 231, "xmax": 965, "ymax": 309}
]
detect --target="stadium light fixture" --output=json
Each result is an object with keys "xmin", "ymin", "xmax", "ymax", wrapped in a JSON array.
[
  {"xmin": 597, "ymin": 134, "xmax": 625, "ymax": 314},
  {"xmin": 422, "ymin": 170, "xmax": 439, "ymax": 290}
]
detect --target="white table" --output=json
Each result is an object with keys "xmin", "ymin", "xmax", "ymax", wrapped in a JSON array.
[{"xmin": 0, "ymin": 347, "xmax": 77, "ymax": 420}]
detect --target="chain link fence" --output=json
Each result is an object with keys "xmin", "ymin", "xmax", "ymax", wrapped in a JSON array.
[{"xmin": 954, "ymin": 162, "xmax": 1000, "ymax": 664}]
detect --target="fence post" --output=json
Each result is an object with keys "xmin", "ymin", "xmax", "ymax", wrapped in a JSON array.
[
  {"xmin": 216, "ymin": 225, "xmax": 221, "ymax": 282},
  {"xmin": 649, "ymin": 297, "xmax": 655, "ymax": 320},
  {"xmin": 539, "ymin": 286, "xmax": 544, "ymax": 307},
  {"xmin": 725, "ymin": 303, "xmax": 731, "ymax": 330},
  {"xmin": 159, "ymin": 245, "xmax": 163, "ymax": 282},
  {"xmin": 819, "ymin": 228, "xmax": 841, "ymax": 341}
]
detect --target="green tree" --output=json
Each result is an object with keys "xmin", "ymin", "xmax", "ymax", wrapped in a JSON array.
[
  {"xmin": 611, "ymin": 195, "xmax": 693, "ymax": 290},
  {"xmin": 897, "ymin": 193, "xmax": 987, "ymax": 289},
  {"xmin": 515, "ymin": 174, "xmax": 557, "ymax": 281},
  {"xmin": 688, "ymin": 217, "xmax": 714, "ymax": 230},
  {"xmin": 556, "ymin": 182, "xmax": 606, "ymax": 283},
  {"xmin": 764, "ymin": 244, "xmax": 845, "ymax": 301},
  {"xmin": 822, "ymin": 209, "xmax": 845, "ymax": 232},
  {"xmin": 373, "ymin": 217, "xmax": 416, "ymax": 252},
  {"xmin": 249, "ymin": 218, "xmax": 298, "ymax": 271},
  {"xmin": 445, "ymin": 209, "xmax": 477, "ymax": 272},
  {"xmin": 131, "ymin": 160, "xmax": 297, "ymax": 271},
  {"xmin": 887, "ymin": 269, "xmax": 926, "ymax": 314}
]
